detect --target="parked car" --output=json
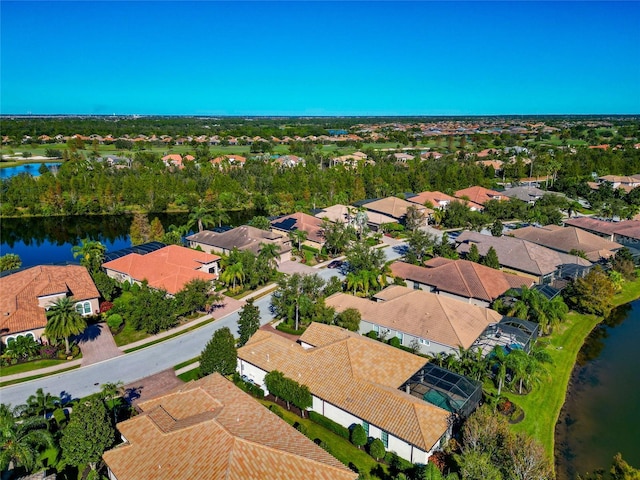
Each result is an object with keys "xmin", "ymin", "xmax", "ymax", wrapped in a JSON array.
[{"xmin": 327, "ymin": 260, "xmax": 343, "ymax": 269}]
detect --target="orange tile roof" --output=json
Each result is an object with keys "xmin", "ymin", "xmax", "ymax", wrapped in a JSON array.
[
  {"xmin": 326, "ymin": 286, "xmax": 501, "ymax": 350},
  {"xmin": 390, "ymin": 260, "xmax": 532, "ymax": 303},
  {"xmin": 103, "ymin": 373, "xmax": 356, "ymax": 480},
  {"xmin": 0, "ymin": 266, "xmax": 99, "ymax": 336},
  {"xmin": 270, "ymin": 212, "xmax": 325, "ymax": 244},
  {"xmin": 454, "ymin": 186, "xmax": 507, "ymax": 205},
  {"xmin": 211, "ymin": 154, "xmax": 246, "ymax": 165},
  {"xmin": 102, "ymin": 245, "xmax": 220, "ymax": 295},
  {"xmin": 408, "ymin": 191, "xmax": 458, "ymax": 208},
  {"xmin": 240, "ymin": 324, "xmax": 450, "ymax": 452}
]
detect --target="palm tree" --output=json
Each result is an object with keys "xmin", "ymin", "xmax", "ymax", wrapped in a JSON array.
[
  {"xmin": 187, "ymin": 206, "xmax": 216, "ymax": 233},
  {"xmin": 0, "ymin": 404, "xmax": 53, "ymax": 472},
  {"xmin": 360, "ymin": 270, "xmax": 379, "ymax": 296},
  {"xmin": 488, "ymin": 346, "xmax": 509, "ymax": 396},
  {"xmin": 345, "ymin": 272, "xmax": 363, "ymax": 295},
  {"xmin": 211, "ymin": 202, "xmax": 230, "ymax": 228},
  {"xmin": 71, "ymin": 238, "xmax": 106, "ymax": 273},
  {"xmin": 25, "ymin": 388, "xmax": 60, "ymax": 420},
  {"xmin": 289, "ymin": 229, "xmax": 308, "ymax": 253},
  {"xmin": 44, "ymin": 297, "xmax": 87, "ymax": 355},
  {"xmin": 258, "ymin": 242, "xmax": 281, "ymax": 270},
  {"xmin": 220, "ymin": 262, "xmax": 245, "ymax": 290}
]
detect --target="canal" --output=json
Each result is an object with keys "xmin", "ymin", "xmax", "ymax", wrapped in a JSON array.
[{"xmin": 555, "ymin": 300, "xmax": 640, "ymax": 479}]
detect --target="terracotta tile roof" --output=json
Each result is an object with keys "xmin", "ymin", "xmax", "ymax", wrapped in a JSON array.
[
  {"xmin": 270, "ymin": 212, "xmax": 325, "ymax": 244},
  {"xmin": 509, "ymin": 225, "xmax": 621, "ymax": 261},
  {"xmin": 211, "ymin": 154, "xmax": 246, "ymax": 165},
  {"xmin": 408, "ymin": 191, "xmax": 458, "ymax": 209},
  {"xmin": 363, "ymin": 197, "xmax": 432, "ymax": 220},
  {"xmin": 240, "ymin": 323, "xmax": 449, "ymax": 451},
  {"xmin": 454, "ymin": 186, "xmax": 507, "ymax": 205},
  {"xmin": 186, "ymin": 226, "xmax": 291, "ymax": 255},
  {"xmin": 103, "ymin": 373, "xmax": 356, "ymax": 480},
  {"xmin": 0, "ymin": 266, "xmax": 99, "ymax": 336},
  {"xmin": 326, "ymin": 287, "xmax": 501, "ymax": 350},
  {"xmin": 456, "ymin": 231, "xmax": 592, "ymax": 276},
  {"xmin": 390, "ymin": 260, "xmax": 532, "ymax": 303},
  {"xmin": 564, "ymin": 217, "xmax": 640, "ymax": 241},
  {"xmin": 102, "ymin": 245, "xmax": 220, "ymax": 295}
]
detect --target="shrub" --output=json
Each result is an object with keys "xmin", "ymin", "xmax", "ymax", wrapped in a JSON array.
[
  {"xmin": 268, "ymin": 404, "xmax": 284, "ymax": 418},
  {"xmin": 39, "ymin": 344, "xmax": 58, "ymax": 359},
  {"xmin": 99, "ymin": 301, "xmax": 114, "ymax": 313},
  {"xmin": 308, "ymin": 411, "xmax": 350, "ymax": 439},
  {"xmin": 350, "ymin": 423, "xmax": 367, "ymax": 448},
  {"xmin": 366, "ymin": 330, "xmax": 379, "ymax": 340},
  {"xmin": 106, "ymin": 314, "xmax": 123, "ymax": 330},
  {"xmin": 293, "ymin": 422, "xmax": 308, "ymax": 436},
  {"xmin": 369, "ymin": 438, "xmax": 386, "ymax": 461},
  {"xmin": 275, "ymin": 323, "xmax": 306, "ymax": 335},
  {"xmin": 389, "ymin": 337, "xmax": 401, "ymax": 348}
]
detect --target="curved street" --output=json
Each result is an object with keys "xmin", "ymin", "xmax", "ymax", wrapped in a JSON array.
[{"xmin": 0, "ymin": 241, "xmax": 405, "ymax": 406}]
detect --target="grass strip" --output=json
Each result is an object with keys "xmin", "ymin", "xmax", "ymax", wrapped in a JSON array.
[
  {"xmin": 258, "ymin": 399, "xmax": 385, "ymax": 478},
  {"xmin": 1, "ymin": 359, "xmax": 72, "ymax": 377},
  {"xmin": 0, "ymin": 365, "xmax": 81, "ymax": 388},
  {"xmin": 122, "ymin": 317, "xmax": 217, "ymax": 353},
  {"xmin": 173, "ymin": 356, "xmax": 201, "ymax": 371}
]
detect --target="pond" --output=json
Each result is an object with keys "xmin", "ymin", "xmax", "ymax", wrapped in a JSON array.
[
  {"xmin": 555, "ymin": 300, "xmax": 640, "ymax": 479},
  {"xmin": 0, "ymin": 162, "xmax": 62, "ymax": 178},
  {"xmin": 0, "ymin": 210, "xmax": 255, "ymax": 267}
]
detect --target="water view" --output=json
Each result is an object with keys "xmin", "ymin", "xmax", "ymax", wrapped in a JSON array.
[
  {"xmin": 555, "ymin": 301, "xmax": 640, "ymax": 479},
  {"xmin": 0, "ymin": 162, "xmax": 61, "ymax": 178}
]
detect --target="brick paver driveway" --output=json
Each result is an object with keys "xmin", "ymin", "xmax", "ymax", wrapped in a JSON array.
[
  {"xmin": 76, "ymin": 323, "xmax": 124, "ymax": 366},
  {"xmin": 277, "ymin": 260, "xmax": 317, "ymax": 276}
]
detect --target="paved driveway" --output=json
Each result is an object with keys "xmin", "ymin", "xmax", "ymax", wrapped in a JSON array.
[
  {"xmin": 76, "ymin": 323, "xmax": 123, "ymax": 366},
  {"xmin": 277, "ymin": 260, "xmax": 317, "ymax": 276}
]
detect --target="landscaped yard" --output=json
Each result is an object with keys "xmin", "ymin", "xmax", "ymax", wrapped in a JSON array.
[
  {"xmin": 502, "ymin": 274, "xmax": 640, "ymax": 458},
  {"xmin": 258, "ymin": 399, "xmax": 386, "ymax": 478},
  {"xmin": 0, "ymin": 358, "xmax": 71, "ymax": 377}
]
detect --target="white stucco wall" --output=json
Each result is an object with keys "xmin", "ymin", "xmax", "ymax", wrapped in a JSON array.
[{"xmin": 359, "ymin": 320, "xmax": 456, "ymax": 356}]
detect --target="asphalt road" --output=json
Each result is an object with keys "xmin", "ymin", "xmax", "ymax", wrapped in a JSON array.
[{"xmin": 0, "ymin": 242, "xmax": 406, "ymax": 406}]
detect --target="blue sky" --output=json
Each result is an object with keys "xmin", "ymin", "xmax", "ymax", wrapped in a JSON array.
[{"xmin": 1, "ymin": 1, "xmax": 639, "ymax": 115}]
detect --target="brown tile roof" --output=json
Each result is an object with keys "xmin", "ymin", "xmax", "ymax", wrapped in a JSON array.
[
  {"xmin": 239, "ymin": 324, "xmax": 449, "ymax": 452},
  {"xmin": 408, "ymin": 191, "xmax": 458, "ymax": 208},
  {"xmin": 0, "ymin": 266, "xmax": 99, "ymax": 336},
  {"xmin": 327, "ymin": 286, "xmax": 501, "ymax": 349},
  {"xmin": 363, "ymin": 197, "xmax": 432, "ymax": 220},
  {"xmin": 103, "ymin": 373, "xmax": 356, "ymax": 480},
  {"xmin": 186, "ymin": 226, "xmax": 291, "ymax": 255},
  {"xmin": 454, "ymin": 186, "xmax": 507, "ymax": 205},
  {"xmin": 456, "ymin": 231, "xmax": 592, "ymax": 276},
  {"xmin": 509, "ymin": 225, "xmax": 621, "ymax": 261},
  {"xmin": 564, "ymin": 217, "xmax": 640, "ymax": 241},
  {"xmin": 102, "ymin": 245, "xmax": 220, "ymax": 295},
  {"xmin": 390, "ymin": 260, "xmax": 532, "ymax": 303},
  {"xmin": 270, "ymin": 212, "xmax": 325, "ymax": 244},
  {"xmin": 314, "ymin": 204, "xmax": 398, "ymax": 226}
]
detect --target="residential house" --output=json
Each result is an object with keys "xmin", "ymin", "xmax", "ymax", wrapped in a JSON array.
[
  {"xmin": 274, "ymin": 154, "xmax": 304, "ymax": 168},
  {"xmin": 211, "ymin": 154, "xmax": 246, "ymax": 168},
  {"xmin": 102, "ymin": 245, "xmax": 221, "ymax": 295},
  {"xmin": 186, "ymin": 226, "xmax": 292, "ymax": 263},
  {"xmin": 456, "ymin": 231, "xmax": 592, "ymax": 284},
  {"xmin": 270, "ymin": 212, "xmax": 325, "ymax": 250},
  {"xmin": 592, "ymin": 175, "xmax": 640, "ymax": 193},
  {"xmin": 407, "ymin": 191, "xmax": 482, "ymax": 212},
  {"xmin": 509, "ymin": 224, "xmax": 622, "ymax": 262},
  {"xmin": 102, "ymin": 373, "xmax": 356, "ymax": 480},
  {"xmin": 331, "ymin": 151, "xmax": 370, "ymax": 167},
  {"xmin": 326, "ymin": 286, "xmax": 502, "ymax": 356},
  {"xmin": 361, "ymin": 197, "xmax": 432, "ymax": 226},
  {"xmin": 564, "ymin": 217, "xmax": 640, "ymax": 254},
  {"xmin": 389, "ymin": 259, "xmax": 533, "ymax": 308},
  {"xmin": 420, "ymin": 151, "xmax": 443, "ymax": 160},
  {"xmin": 314, "ymin": 204, "xmax": 398, "ymax": 231},
  {"xmin": 392, "ymin": 152, "xmax": 415, "ymax": 163},
  {"xmin": 237, "ymin": 323, "xmax": 452, "ymax": 464},
  {"xmin": 454, "ymin": 186, "xmax": 507, "ymax": 206},
  {"xmin": 0, "ymin": 266, "xmax": 99, "ymax": 345},
  {"xmin": 501, "ymin": 186, "xmax": 549, "ymax": 204},
  {"xmin": 161, "ymin": 154, "xmax": 194, "ymax": 169}
]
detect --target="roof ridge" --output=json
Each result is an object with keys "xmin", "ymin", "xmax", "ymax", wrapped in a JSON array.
[
  {"xmin": 434, "ymin": 295, "xmax": 464, "ymax": 347},
  {"xmin": 468, "ymin": 261, "xmax": 492, "ymax": 300},
  {"xmin": 454, "ymin": 261, "xmax": 474, "ymax": 297}
]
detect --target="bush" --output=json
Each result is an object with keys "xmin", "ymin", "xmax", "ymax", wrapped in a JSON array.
[
  {"xmin": 39, "ymin": 344, "xmax": 58, "ymax": 359},
  {"xmin": 350, "ymin": 423, "xmax": 367, "ymax": 448},
  {"xmin": 268, "ymin": 404, "xmax": 284, "ymax": 418},
  {"xmin": 366, "ymin": 330, "xmax": 379, "ymax": 340},
  {"xmin": 369, "ymin": 438, "xmax": 386, "ymax": 461},
  {"xmin": 275, "ymin": 322, "xmax": 306, "ymax": 335},
  {"xmin": 308, "ymin": 411, "xmax": 350, "ymax": 439},
  {"xmin": 389, "ymin": 337, "xmax": 401, "ymax": 348},
  {"xmin": 293, "ymin": 421, "xmax": 308, "ymax": 436},
  {"xmin": 106, "ymin": 314, "xmax": 123, "ymax": 330}
]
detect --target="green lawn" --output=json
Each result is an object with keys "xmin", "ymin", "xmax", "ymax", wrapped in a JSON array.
[
  {"xmin": 258, "ymin": 399, "xmax": 385, "ymax": 478},
  {"xmin": 113, "ymin": 322, "xmax": 148, "ymax": 347},
  {"xmin": 0, "ymin": 358, "xmax": 72, "ymax": 377},
  {"xmin": 177, "ymin": 368, "xmax": 200, "ymax": 382},
  {"xmin": 503, "ymin": 274, "xmax": 640, "ymax": 458},
  {"xmin": 0, "ymin": 365, "xmax": 81, "ymax": 388}
]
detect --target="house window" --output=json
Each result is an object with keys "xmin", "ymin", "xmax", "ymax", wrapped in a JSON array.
[
  {"xmin": 381, "ymin": 431, "xmax": 389, "ymax": 448},
  {"xmin": 362, "ymin": 421, "xmax": 369, "ymax": 436},
  {"xmin": 419, "ymin": 338, "xmax": 430, "ymax": 346},
  {"xmin": 75, "ymin": 301, "xmax": 91, "ymax": 315},
  {"xmin": 413, "ymin": 282, "xmax": 420, "ymax": 290},
  {"xmin": 373, "ymin": 325, "xmax": 379, "ymax": 333},
  {"xmin": 396, "ymin": 332, "xmax": 404, "ymax": 343}
]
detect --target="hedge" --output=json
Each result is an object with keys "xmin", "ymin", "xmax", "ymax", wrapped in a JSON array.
[
  {"xmin": 275, "ymin": 323, "xmax": 306, "ymax": 335},
  {"xmin": 308, "ymin": 411, "xmax": 350, "ymax": 439}
]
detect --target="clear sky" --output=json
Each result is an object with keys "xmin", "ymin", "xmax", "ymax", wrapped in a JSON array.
[{"xmin": 1, "ymin": 1, "xmax": 639, "ymax": 115}]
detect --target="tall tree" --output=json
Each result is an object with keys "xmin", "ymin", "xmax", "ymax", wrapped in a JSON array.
[
  {"xmin": 248, "ymin": 215, "xmax": 271, "ymax": 231},
  {"xmin": 187, "ymin": 206, "xmax": 216, "ymax": 233},
  {"xmin": 335, "ymin": 308, "xmax": 361, "ymax": 332},
  {"xmin": 237, "ymin": 298, "xmax": 261, "ymax": 347},
  {"xmin": 200, "ymin": 327, "xmax": 237, "ymax": 376},
  {"xmin": 0, "ymin": 404, "xmax": 53, "ymax": 473},
  {"xmin": 0, "ymin": 253, "xmax": 22, "ymax": 272},
  {"xmin": 129, "ymin": 213, "xmax": 151, "ymax": 246},
  {"xmin": 289, "ymin": 229, "xmax": 308, "ymax": 253},
  {"xmin": 71, "ymin": 239, "xmax": 106, "ymax": 274},
  {"xmin": 25, "ymin": 388, "xmax": 60, "ymax": 420},
  {"xmin": 405, "ymin": 205, "xmax": 426, "ymax": 232},
  {"xmin": 482, "ymin": 246, "xmax": 501, "ymax": 269},
  {"xmin": 466, "ymin": 243, "xmax": 481, "ymax": 263},
  {"xmin": 258, "ymin": 242, "xmax": 281, "ymax": 270},
  {"xmin": 44, "ymin": 297, "xmax": 87, "ymax": 355},
  {"xmin": 405, "ymin": 229, "xmax": 436, "ymax": 264},
  {"xmin": 60, "ymin": 397, "xmax": 114, "ymax": 471},
  {"xmin": 149, "ymin": 217, "xmax": 166, "ymax": 241}
]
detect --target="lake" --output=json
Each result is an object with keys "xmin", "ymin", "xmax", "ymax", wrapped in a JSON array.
[
  {"xmin": 0, "ymin": 162, "xmax": 62, "ymax": 178},
  {"xmin": 0, "ymin": 211, "xmax": 255, "ymax": 267},
  {"xmin": 555, "ymin": 301, "xmax": 640, "ymax": 479}
]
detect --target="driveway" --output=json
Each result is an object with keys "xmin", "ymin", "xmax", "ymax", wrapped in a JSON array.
[
  {"xmin": 76, "ymin": 323, "xmax": 123, "ymax": 366},
  {"xmin": 277, "ymin": 260, "xmax": 317, "ymax": 276}
]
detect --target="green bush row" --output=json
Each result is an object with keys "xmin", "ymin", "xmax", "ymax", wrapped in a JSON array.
[{"xmin": 308, "ymin": 410, "xmax": 350, "ymax": 439}]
